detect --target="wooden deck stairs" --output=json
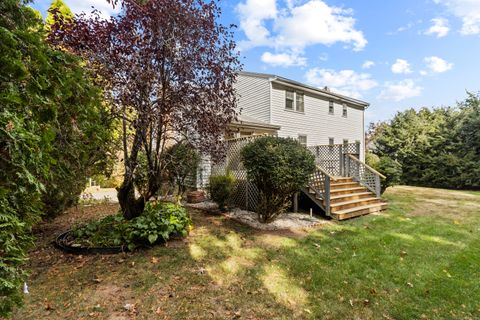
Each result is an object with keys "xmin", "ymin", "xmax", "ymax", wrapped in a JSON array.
[{"xmin": 303, "ymin": 176, "xmax": 388, "ymax": 220}]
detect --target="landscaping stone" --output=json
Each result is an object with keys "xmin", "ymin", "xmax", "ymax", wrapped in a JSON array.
[{"xmin": 186, "ymin": 201, "xmax": 329, "ymax": 230}]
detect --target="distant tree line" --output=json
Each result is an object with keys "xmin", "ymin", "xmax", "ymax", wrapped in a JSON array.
[{"xmin": 368, "ymin": 92, "xmax": 480, "ymax": 190}]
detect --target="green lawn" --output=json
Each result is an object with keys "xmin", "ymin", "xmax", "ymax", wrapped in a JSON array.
[{"xmin": 14, "ymin": 186, "xmax": 480, "ymax": 319}]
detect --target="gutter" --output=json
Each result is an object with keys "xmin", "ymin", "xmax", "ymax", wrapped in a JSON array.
[{"xmin": 271, "ymin": 77, "xmax": 370, "ymax": 109}]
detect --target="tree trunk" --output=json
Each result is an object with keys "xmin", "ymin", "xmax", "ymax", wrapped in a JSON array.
[{"xmin": 117, "ymin": 180, "xmax": 145, "ymax": 220}]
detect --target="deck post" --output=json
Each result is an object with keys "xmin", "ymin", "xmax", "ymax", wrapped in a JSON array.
[
  {"xmin": 325, "ymin": 176, "xmax": 331, "ymax": 217},
  {"xmin": 375, "ymin": 175, "xmax": 381, "ymax": 198},
  {"xmin": 339, "ymin": 145, "xmax": 344, "ymax": 176},
  {"xmin": 345, "ymin": 156, "xmax": 350, "ymax": 177}
]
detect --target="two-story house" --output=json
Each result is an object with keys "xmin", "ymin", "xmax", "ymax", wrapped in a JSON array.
[
  {"xmin": 197, "ymin": 71, "xmax": 387, "ymax": 220},
  {"xmin": 228, "ymin": 71, "xmax": 368, "ymax": 160}
]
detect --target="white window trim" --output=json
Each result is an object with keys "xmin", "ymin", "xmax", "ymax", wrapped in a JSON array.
[
  {"xmin": 329, "ymin": 101, "xmax": 334, "ymax": 115},
  {"xmin": 298, "ymin": 134, "xmax": 307, "ymax": 146},
  {"xmin": 342, "ymin": 103, "xmax": 348, "ymax": 117},
  {"xmin": 285, "ymin": 89, "xmax": 305, "ymax": 113}
]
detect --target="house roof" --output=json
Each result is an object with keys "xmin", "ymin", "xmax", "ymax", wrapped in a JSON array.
[
  {"xmin": 230, "ymin": 114, "xmax": 281, "ymax": 131},
  {"xmin": 238, "ymin": 71, "xmax": 370, "ymax": 108}
]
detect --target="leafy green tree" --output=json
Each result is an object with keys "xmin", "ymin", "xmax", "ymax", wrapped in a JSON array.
[
  {"xmin": 373, "ymin": 93, "xmax": 480, "ymax": 189},
  {"xmin": 241, "ymin": 137, "xmax": 316, "ymax": 223},
  {"xmin": 0, "ymin": 0, "xmax": 115, "ymax": 315},
  {"xmin": 45, "ymin": 0, "xmax": 73, "ymax": 28},
  {"xmin": 165, "ymin": 142, "xmax": 200, "ymax": 199}
]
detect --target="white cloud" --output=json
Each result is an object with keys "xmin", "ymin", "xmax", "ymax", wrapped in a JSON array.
[
  {"xmin": 424, "ymin": 56, "xmax": 453, "ymax": 73},
  {"xmin": 433, "ymin": 0, "xmax": 480, "ymax": 35},
  {"xmin": 425, "ymin": 18, "xmax": 450, "ymax": 37},
  {"xmin": 236, "ymin": 0, "xmax": 367, "ymax": 59},
  {"xmin": 391, "ymin": 59, "xmax": 412, "ymax": 74},
  {"xmin": 274, "ymin": 1, "xmax": 367, "ymax": 51},
  {"xmin": 236, "ymin": 0, "xmax": 277, "ymax": 48},
  {"xmin": 64, "ymin": 0, "xmax": 120, "ymax": 19},
  {"xmin": 305, "ymin": 68, "xmax": 378, "ymax": 98},
  {"xmin": 362, "ymin": 60, "xmax": 375, "ymax": 69},
  {"xmin": 261, "ymin": 51, "xmax": 307, "ymax": 67},
  {"xmin": 378, "ymin": 79, "xmax": 423, "ymax": 102}
]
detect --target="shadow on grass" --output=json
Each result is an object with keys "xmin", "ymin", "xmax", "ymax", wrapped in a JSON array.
[{"xmin": 14, "ymin": 186, "xmax": 480, "ymax": 319}]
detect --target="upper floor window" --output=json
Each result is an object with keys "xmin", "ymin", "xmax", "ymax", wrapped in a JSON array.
[
  {"xmin": 296, "ymin": 92, "xmax": 304, "ymax": 112},
  {"xmin": 285, "ymin": 89, "xmax": 304, "ymax": 112},
  {"xmin": 285, "ymin": 89, "xmax": 294, "ymax": 110},
  {"xmin": 329, "ymin": 101, "xmax": 334, "ymax": 114},
  {"xmin": 342, "ymin": 104, "xmax": 348, "ymax": 117},
  {"xmin": 298, "ymin": 135, "xmax": 307, "ymax": 146}
]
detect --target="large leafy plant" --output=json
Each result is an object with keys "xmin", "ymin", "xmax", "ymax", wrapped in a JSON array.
[{"xmin": 72, "ymin": 202, "xmax": 192, "ymax": 251}]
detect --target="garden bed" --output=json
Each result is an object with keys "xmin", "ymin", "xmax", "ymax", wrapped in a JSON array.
[{"xmin": 186, "ymin": 201, "xmax": 328, "ymax": 230}]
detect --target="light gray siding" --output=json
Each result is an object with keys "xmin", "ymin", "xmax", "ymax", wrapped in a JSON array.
[
  {"xmin": 235, "ymin": 74, "xmax": 271, "ymax": 123},
  {"xmin": 270, "ymin": 82, "xmax": 365, "ymax": 160}
]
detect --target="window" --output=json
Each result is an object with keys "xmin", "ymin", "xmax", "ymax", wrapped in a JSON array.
[
  {"xmin": 285, "ymin": 89, "xmax": 304, "ymax": 112},
  {"xmin": 329, "ymin": 101, "xmax": 334, "ymax": 114},
  {"xmin": 285, "ymin": 89, "xmax": 294, "ymax": 110},
  {"xmin": 342, "ymin": 104, "xmax": 347, "ymax": 117},
  {"xmin": 343, "ymin": 139, "xmax": 349, "ymax": 145},
  {"xmin": 329, "ymin": 137, "xmax": 334, "ymax": 145},
  {"xmin": 298, "ymin": 135, "xmax": 307, "ymax": 146},
  {"xmin": 296, "ymin": 92, "xmax": 304, "ymax": 112}
]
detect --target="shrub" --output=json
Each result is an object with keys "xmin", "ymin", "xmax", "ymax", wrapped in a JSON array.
[
  {"xmin": 365, "ymin": 152, "xmax": 380, "ymax": 168},
  {"xmin": 241, "ymin": 136, "xmax": 316, "ymax": 223},
  {"xmin": 369, "ymin": 155, "xmax": 403, "ymax": 193},
  {"xmin": 72, "ymin": 202, "xmax": 192, "ymax": 251},
  {"xmin": 208, "ymin": 173, "xmax": 236, "ymax": 211},
  {"xmin": 165, "ymin": 142, "xmax": 200, "ymax": 198},
  {"xmin": 1, "ymin": 0, "xmax": 114, "ymax": 314}
]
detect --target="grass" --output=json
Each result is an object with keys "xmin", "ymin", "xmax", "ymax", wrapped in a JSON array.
[{"xmin": 13, "ymin": 186, "xmax": 480, "ymax": 319}]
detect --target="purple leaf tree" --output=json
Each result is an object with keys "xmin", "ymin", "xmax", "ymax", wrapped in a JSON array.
[{"xmin": 49, "ymin": 0, "xmax": 241, "ymax": 219}]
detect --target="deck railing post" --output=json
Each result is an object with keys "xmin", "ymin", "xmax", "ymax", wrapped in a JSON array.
[
  {"xmin": 375, "ymin": 175, "xmax": 381, "ymax": 198},
  {"xmin": 339, "ymin": 145, "xmax": 344, "ymax": 176},
  {"xmin": 325, "ymin": 176, "xmax": 331, "ymax": 217},
  {"xmin": 346, "ymin": 156, "xmax": 350, "ymax": 177}
]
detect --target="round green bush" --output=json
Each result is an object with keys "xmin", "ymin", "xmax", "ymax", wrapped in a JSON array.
[
  {"xmin": 208, "ymin": 173, "xmax": 236, "ymax": 211},
  {"xmin": 241, "ymin": 136, "xmax": 315, "ymax": 223}
]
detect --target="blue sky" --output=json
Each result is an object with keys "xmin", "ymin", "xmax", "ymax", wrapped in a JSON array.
[{"xmin": 31, "ymin": 0, "xmax": 480, "ymax": 123}]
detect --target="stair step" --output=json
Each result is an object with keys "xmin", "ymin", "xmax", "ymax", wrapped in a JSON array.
[
  {"xmin": 331, "ymin": 177, "xmax": 354, "ymax": 182},
  {"xmin": 330, "ymin": 192, "xmax": 374, "ymax": 203},
  {"xmin": 332, "ymin": 202, "xmax": 388, "ymax": 220},
  {"xmin": 329, "ymin": 186, "xmax": 367, "ymax": 195},
  {"xmin": 330, "ymin": 182, "xmax": 359, "ymax": 189},
  {"xmin": 330, "ymin": 197, "xmax": 381, "ymax": 212}
]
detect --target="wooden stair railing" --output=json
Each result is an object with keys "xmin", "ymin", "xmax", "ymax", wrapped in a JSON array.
[
  {"xmin": 345, "ymin": 154, "xmax": 386, "ymax": 197},
  {"xmin": 305, "ymin": 165, "xmax": 338, "ymax": 217},
  {"xmin": 303, "ymin": 161, "xmax": 388, "ymax": 220}
]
